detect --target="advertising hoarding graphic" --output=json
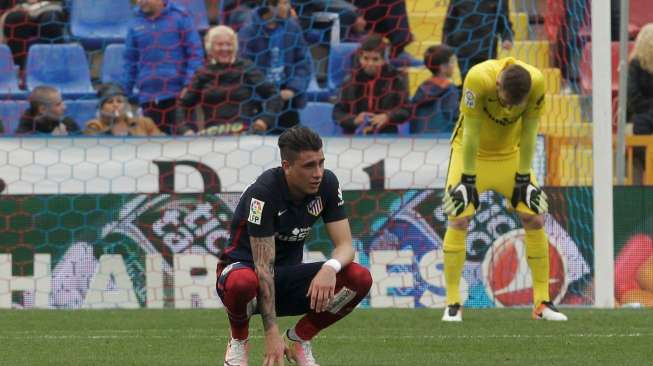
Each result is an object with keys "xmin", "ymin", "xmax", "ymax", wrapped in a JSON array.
[{"xmin": 0, "ymin": 188, "xmax": 593, "ymax": 309}]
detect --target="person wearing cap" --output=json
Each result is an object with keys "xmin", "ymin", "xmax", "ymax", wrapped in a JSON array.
[
  {"xmin": 410, "ymin": 44, "xmax": 460, "ymax": 134},
  {"xmin": 83, "ymin": 84, "xmax": 164, "ymax": 136}
]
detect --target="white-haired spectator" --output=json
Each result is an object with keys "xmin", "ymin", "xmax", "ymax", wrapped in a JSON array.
[{"xmin": 179, "ymin": 25, "xmax": 283, "ymax": 135}]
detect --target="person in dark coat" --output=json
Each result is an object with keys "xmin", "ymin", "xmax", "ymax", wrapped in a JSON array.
[
  {"xmin": 628, "ymin": 23, "xmax": 653, "ymax": 135},
  {"xmin": 238, "ymin": 0, "xmax": 311, "ymax": 132},
  {"xmin": 410, "ymin": 45, "xmax": 460, "ymax": 134},
  {"xmin": 179, "ymin": 25, "xmax": 283, "ymax": 135},
  {"xmin": 333, "ymin": 35, "xmax": 410, "ymax": 135},
  {"xmin": 15, "ymin": 85, "xmax": 78, "ymax": 135},
  {"xmin": 442, "ymin": 0, "xmax": 514, "ymax": 81}
]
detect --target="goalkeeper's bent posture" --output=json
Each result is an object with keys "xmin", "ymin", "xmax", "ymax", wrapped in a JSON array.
[{"xmin": 441, "ymin": 57, "xmax": 568, "ymax": 322}]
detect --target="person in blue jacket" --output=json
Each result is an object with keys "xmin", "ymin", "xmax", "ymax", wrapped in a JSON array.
[
  {"xmin": 238, "ymin": 0, "xmax": 310, "ymax": 133},
  {"xmin": 122, "ymin": 0, "xmax": 204, "ymax": 134},
  {"xmin": 410, "ymin": 45, "xmax": 460, "ymax": 135}
]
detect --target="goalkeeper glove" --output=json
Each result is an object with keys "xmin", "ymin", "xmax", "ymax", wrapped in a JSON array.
[
  {"xmin": 511, "ymin": 173, "xmax": 548, "ymax": 214},
  {"xmin": 443, "ymin": 174, "xmax": 479, "ymax": 217}
]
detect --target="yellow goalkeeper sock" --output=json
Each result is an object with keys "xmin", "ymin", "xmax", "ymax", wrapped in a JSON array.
[
  {"xmin": 443, "ymin": 226, "xmax": 467, "ymax": 305},
  {"xmin": 525, "ymin": 228, "xmax": 550, "ymax": 306}
]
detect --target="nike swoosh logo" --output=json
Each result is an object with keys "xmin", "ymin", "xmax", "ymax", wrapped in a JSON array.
[{"xmin": 278, "ymin": 210, "xmax": 287, "ymax": 216}]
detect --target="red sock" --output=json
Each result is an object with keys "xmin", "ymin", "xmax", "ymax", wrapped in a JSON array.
[
  {"xmin": 294, "ymin": 263, "xmax": 372, "ymax": 340},
  {"xmin": 221, "ymin": 268, "xmax": 258, "ymax": 340}
]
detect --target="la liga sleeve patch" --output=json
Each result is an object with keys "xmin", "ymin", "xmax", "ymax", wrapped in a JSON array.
[{"xmin": 248, "ymin": 198, "xmax": 265, "ymax": 225}]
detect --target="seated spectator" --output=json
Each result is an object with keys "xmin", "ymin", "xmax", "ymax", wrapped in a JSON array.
[
  {"xmin": 15, "ymin": 85, "xmax": 78, "ymax": 135},
  {"xmin": 238, "ymin": 0, "xmax": 311, "ymax": 132},
  {"xmin": 628, "ymin": 23, "xmax": 653, "ymax": 135},
  {"xmin": 333, "ymin": 35, "xmax": 410, "ymax": 135},
  {"xmin": 0, "ymin": 0, "xmax": 65, "ymax": 69},
  {"xmin": 410, "ymin": 45, "xmax": 460, "ymax": 134},
  {"xmin": 179, "ymin": 25, "xmax": 282, "ymax": 136},
  {"xmin": 84, "ymin": 84, "xmax": 164, "ymax": 136},
  {"xmin": 122, "ymin": 0, "xmax": 204, "ymax": 135}
]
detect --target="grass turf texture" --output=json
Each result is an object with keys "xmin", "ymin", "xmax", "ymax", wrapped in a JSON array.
[{"xmin": 1, "ymin": 308, "xmax": 651, "ymax": 365}]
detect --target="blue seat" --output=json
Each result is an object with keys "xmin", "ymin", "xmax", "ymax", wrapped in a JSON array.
[
  {"xmin": 66, "ymin": 99, "xmax": 99, "ymax": 130},
  {"xmin": 306, "ymin": 51, "xmax": 332, "ymax": 102},
  {"xmin": 0, "ymin": 45, "xmax": 27, "ymax": 98},
  {"xmin": 327, "ymin": 42, "xmax": 359, "ymax": 91},
  {"xmin": 26, "ymin": 44, "xmax": 95, "ymax": 98},
  {"xmin": 70, "ymin": 0, "xmax": 132, "ymax": 49},
  {"xmin": 101, "ymin": 44, "xmax": 126, "ymax": 84},
  {"xmin": 299, "ymin": 102, "xmax": 341, "ymax": 136},
  {"xmin": 171, "ymin": 0, "xmax": 209, "ymax": 32},
  {"xmin": 0, "ymin": 100, "xmax": 28, "ymax": 135}
]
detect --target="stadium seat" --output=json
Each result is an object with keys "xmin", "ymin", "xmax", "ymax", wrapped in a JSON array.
[
  {"xmin": 408, "ymin": 13, "xmax": 528, "ymax": 44},
  {"xmin": 406, "ymin": 67, "xmax": 432, "ymax": 96},
  {"xmin": 70, "ymin": 0, "xmax": 132, "ymax": 49},
  {"xmin": 542, "ymin": 68, "xmax": 562, "ymax": 95},
  {"xmin": 26, "ymin": 44, "xmax": 95, "ymax": 98},
  {"xmin": 0, "ymin": 44, "xmax": 27, "ymax": 98},
  {"xmin": 630, "ymin": 0, "xmax": 653, "ymax": 32},
  {"xmin": 306, "ymin": 51, "xmax": 332, "ymax": 102},
  {"xmin": 101, "ymin": 44, "xmax": 126, "ymax": 84},
  {"xmin": 579, "ymin": 42, "xmax": 635, "ymax": 96},
  {"xmin": 405, "ymin": 0, "xmax": 448, "ymax": 14},
  {"xmin": 539, "ymin": 95, "xmax": 584, "ymax": 131},
  {"xmin": 327, "ymin": 42, "xmax": 359, "ymax": 91},
  {"xmin": 171, "ymin": 0, "xmax": 209, "ymax": 32},
  {"xmin": 497, "ymin": 41, "xmax": 550, "ymax": 70},
  {"xmin": 66, "ymin": 99, "xmax": 99, "ymax": 130},
  {"xmin": 299, "ymin": 102, "xmax": 340, "ymax": 136},
  {"xmin": 0, "ymin": 100, "xmax": 28, "ymax": 135}
]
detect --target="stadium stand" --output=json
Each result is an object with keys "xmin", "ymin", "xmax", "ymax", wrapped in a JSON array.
[
  {"xmin": 25, "ymin": 44, "xmax": 95, "ymax": 98},
  {"xmin": 0, "ymin": 100, "xmax": 28, "ymax": 135},
  {"xmin": 326, "ymin": 42, "xmax": 358, "ymax": 91},
  {"xmin": 101, "ymin": 44, "xmax": 126, "ymax": 85},
  {"xmin": 70, "ymin": 0, "xmax": 132, "ymax": 49},
  {"xmin": 299, "ymin": 102, "xmax": 340, "ymax": 136},
  {"xmin": 0, "ymin": 44, "xmax": 27, "ymax": 98},
  {"xmin": 171, "ymin": 0, "xmax": 210, "ymax": 32},
  {"xmin": 66, "ymin": 99, "xmax": 100, "ymax": 130}
]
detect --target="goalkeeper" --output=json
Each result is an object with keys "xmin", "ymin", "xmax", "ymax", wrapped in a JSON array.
[{"xmin": 441, "ymin": 57, "xmax": 568, "ymax": 322}]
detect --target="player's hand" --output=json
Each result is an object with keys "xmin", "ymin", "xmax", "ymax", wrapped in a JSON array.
[
  {"xmin": 443, "ymin": 174, "xmax": 479, "ymax": 216},
  {"xmin": 263, "ymin": 327, "xmax": 286, "ymax": 366},
  {"xmin": 307, "ymin": 266, "xmax": 337, "ymax": 313},
  {"xmin": 511, "ymin": 173, "xmax": 548, "ymax": 214}
]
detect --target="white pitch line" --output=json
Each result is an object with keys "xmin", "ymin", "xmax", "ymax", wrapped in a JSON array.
[{"xmin": 0, "ymin": 333, "xmax": 652, "ymax": 341}]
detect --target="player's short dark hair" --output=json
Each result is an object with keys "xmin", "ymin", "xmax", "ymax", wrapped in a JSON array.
[
  {"xmin": 424, "ymin": 45, "xmax": 454, "ymax": 75},
  {"xmin": 500, "ymin": 64, "xmax": 531, "ymax": 105},
  {"xmin": 359, "ymin": 34, "xmax": 387, "ymax": 55},
  {"xmin": 278, "ymin": 126, "xmax": 323, "ymax": 162}
]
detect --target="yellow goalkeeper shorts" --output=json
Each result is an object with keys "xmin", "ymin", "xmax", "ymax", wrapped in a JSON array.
[{"xmin": 444, "ymin": 148, "xmax": 539, "ymax": 218}]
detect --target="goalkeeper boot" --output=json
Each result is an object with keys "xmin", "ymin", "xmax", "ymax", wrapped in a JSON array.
[
  {"xmin": 441, "ymin": 303, "xmax": 463, "ymax": 322},
  {"xmin": 532, "ymin": 301, "xmax": 568, "ymax": 321},
  {"xmin": 284, "ymin": 331, "xmax": 320, "ymax": 366},
  {"xmin": 224, "ymin": 337, "xmax": 249, "ymax": 366}
]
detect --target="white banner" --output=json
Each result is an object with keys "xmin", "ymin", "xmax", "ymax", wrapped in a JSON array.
[{"xmin": 0, "ymin": 136, "xmax": 453, "ymax": 194}]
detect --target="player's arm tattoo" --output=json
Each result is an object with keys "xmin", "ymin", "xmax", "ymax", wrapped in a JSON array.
[{"xmin": 251, "ymin": 235, "xmax": 276, "ymax": 331}]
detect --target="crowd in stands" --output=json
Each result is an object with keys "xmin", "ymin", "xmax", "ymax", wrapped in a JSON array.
[{"xmin": 0, "ymin": 0, "xmax": 650, "ymax": 138}]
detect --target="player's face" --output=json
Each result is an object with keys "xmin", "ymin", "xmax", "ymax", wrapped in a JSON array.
[
  {"xmin": 359, "ymin": 51, "xmax": 384, "ymax": 76},
  {"xmin": 211, "ymin": 33, "xmax": 236, "ymax": 63},
  {"xmin": 284, "ymin": 149, "xmax": 325, "ymax": 197}
]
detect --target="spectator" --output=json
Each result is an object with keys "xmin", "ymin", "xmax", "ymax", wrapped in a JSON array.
[
  {"xmin": 238, "ymin": 0, "xmax": 311, "ymax": 132},
  {"xmin": 123, "ymin": 0, "xmax": 204, "ymax": 134},
  {"xmin": 15, "ymin": 85, "xmax": 78, "ymax": 135},
  {"xmin": 442, "ymin": 0, "xmax": 513, "ymax": 82},
  {"xmin": 0, "ymin": 0, "xmax": 65, "ymax": 69},
  {"xmin": 410, "ymin": 45, "xmax": 460, "ymax": 134},
  {"xmin": 84, "ymin": 83, "xmax": 164, "ymax": 136},
  {"xmin": 179, "ymin": 25, "xmax": 282, "ymax": 135},
  {"xmin": 333, "ymin": 35, "xmax": 410, "ymax": 135},
  {"xmin": 628, "ymin": 23, "xmax": 653, "ymax": 135}
]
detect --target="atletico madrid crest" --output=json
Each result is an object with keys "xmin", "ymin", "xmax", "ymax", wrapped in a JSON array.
[{"xmin": 307, "ymin": 197, "xmax": 323, "ymax": 216}]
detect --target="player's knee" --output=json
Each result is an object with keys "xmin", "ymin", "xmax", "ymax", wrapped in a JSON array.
[
  {"xmin": 341, "ymin": 263, "xmax": 373, "ymax": 293},
  {"xmin": 448, "ymin": 216, "xmax": 470, "ymax": 230},
  {"xmin": 519, "ymin": 213, "xmax": 544, "ymax": 230},
  {"xmin": 224, "ymin": 269, "xmax": 259, "ymax": 298}
]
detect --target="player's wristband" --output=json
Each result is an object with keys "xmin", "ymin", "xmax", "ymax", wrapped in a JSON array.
[
  {"xmin": 461, "ymin": 174, "xmax": 476, "ymax": 185},
  {"xmin": 323, "ymin": 259, "xmax": 342, "ymax": 273}
]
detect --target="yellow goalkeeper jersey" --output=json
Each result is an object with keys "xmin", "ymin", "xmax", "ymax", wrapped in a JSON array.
[{"xmin": 451, "ymin": 57, "xmax": 545, "ymax": 159}]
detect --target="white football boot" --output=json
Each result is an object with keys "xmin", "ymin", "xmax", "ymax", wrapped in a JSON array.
[
  {"xmin": 224, "ymin": 337, "xmax": 249, "ymax": 366},
  {"xmin": 533, "ymin": 301, "xmax": 568, "ymax": 321},
  {"xmin": 284, "ymin": 331, "xmax": 320, "ymax": 366},
  {"xmin": 441, "ymin": 303, "xmax": 463, "ymax": 322}
]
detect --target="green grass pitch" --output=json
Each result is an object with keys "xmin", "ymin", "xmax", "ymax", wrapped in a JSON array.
[{"xmin": 1, "ymin": 308, "xmax": 651, "ymax": 365}]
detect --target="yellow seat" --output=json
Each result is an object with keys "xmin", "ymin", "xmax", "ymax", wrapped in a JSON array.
[
  {"xmin": 542, "ymin": 68, "xmax": 561, "ymax": 95},
  {"xmin": 405, "ymin": 40, "xmax": 438, "ymax": 59},
  {"xmin": 406, "ymin": 67, "xmax": 433, "ymax": 96},
  {"xmin": 539, "ymin": 95, "xmax": 583, "ymax": 129},
  {"xmin": 497, "ymin": 40, "xmax": 551, "ymax": 69},
  {"xmin": 408, "ymin": 13, "xmax": 529, "ymax": 43},
  {"xmin": 405, "ymin": 0, "xmax": 448, "ymax": 14},
  {"xmin": 544, "ymin": 129, "xmax": 594, "ymax": 186}
]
